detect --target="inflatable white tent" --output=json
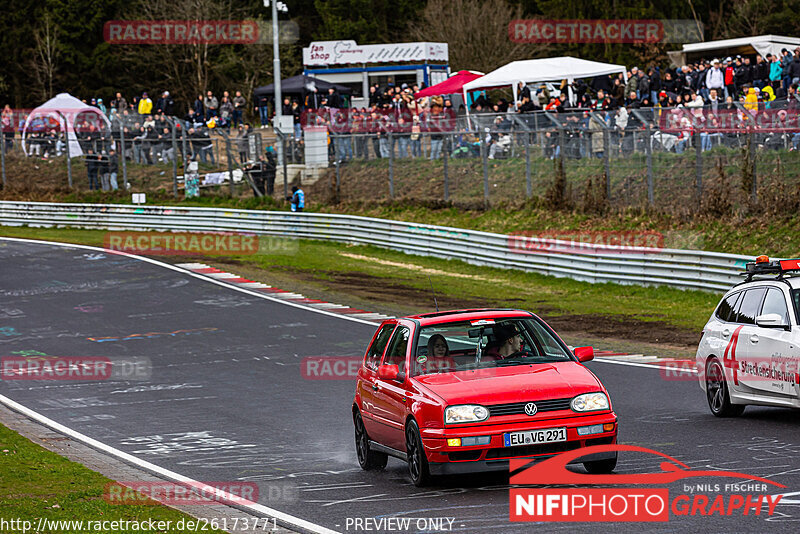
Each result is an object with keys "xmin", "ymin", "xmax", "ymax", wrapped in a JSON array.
[{"xmin": 22, "ymin": 93, "xmax": 111, "ymax": 157}]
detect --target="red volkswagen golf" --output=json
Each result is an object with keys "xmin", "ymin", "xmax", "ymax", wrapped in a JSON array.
[{"xmin": 352, "ymin": 309, "xmax": 618, "ymax": 486}]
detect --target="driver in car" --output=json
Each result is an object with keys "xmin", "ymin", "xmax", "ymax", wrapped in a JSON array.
[{"xmin": 483, "ymin": 323, "xmax": 523, "ymax": 361}]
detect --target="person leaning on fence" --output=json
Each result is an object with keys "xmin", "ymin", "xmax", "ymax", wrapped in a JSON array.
[
  {"xmin": 288, "ymin": 185, "xmax": 304, "ymax": 212},
  {"xmin": 236, "ymin": 124, "xmax": 250, "ymax": 164}
]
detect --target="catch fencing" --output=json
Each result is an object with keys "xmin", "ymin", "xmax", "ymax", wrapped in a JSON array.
[{"xmin": 0, "ymin": 201, "xmax": 754, "ymax": 292}]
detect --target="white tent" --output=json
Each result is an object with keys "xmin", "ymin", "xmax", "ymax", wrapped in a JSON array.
[
  {"xmin": 22, "ymin": 93, "xmax": 111, "ymax": 157},
  {"xmin": 462, "ymin": 56, "xmax": 628, "ymax": 109}
]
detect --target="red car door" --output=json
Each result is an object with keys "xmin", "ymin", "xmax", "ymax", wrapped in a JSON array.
[
  {"xmin": 358, "ymin": 323, "xmax": 396, "ymax": 442},
  {"xmin": 371, "ymin": 324, "xmax": 413, "ymax": 451}
]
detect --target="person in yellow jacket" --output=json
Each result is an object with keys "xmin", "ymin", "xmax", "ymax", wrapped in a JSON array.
[
  {"xmin": 138, "ymin": 92, "xmax": 153, "ymax": 115},
  {"xmin": 743, "ymin": 87, "xmax": 758, "ymax": 113}
]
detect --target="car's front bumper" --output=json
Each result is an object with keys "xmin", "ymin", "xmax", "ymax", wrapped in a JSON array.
[{"xmin": 421, "ymin": 411, "xmax": 617, "ymax": 473}]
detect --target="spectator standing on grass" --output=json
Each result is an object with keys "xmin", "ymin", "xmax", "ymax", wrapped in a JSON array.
[
  {"xmin": 138, "ymin": 92, "xmax": 153, "ymax": 116},
  {"xmin": 220, "ymin": 96, "xmax": 234, "ymax": 128},
  {"xmin": 1, "ymin": 105, "xmax": 14, "ymax": 152},
  {"xmin": 205, "ymin": 91, "xmax": 219, "ymax": 120},
  {"xmin": 99, "ymin": 151, "xmax": 110, "ymax": 191},
  {"xmin": 107, "ymin": 148, "xmax": 119, "ymax": 190},
  {"xmin": 86, "ymin": 149, "xmax": 99, "ymax": 190},
  {"xmin": 289, "ymin": 185, "xmax": 304, "ymax": 212},
  {"xmin": 233, "ymin": 91, "xmax": 246, "ymax": 128}
]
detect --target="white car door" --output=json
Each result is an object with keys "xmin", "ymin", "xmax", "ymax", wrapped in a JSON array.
[
  {"xmin": 745, "ymin": 287, "xmax": 799, "ymax": 399},
  {"xmin": 725, "ymin": 287, "xmax": 766, "ymax": 395}
]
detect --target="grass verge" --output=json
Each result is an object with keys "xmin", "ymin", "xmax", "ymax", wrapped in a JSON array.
[{"xmin": 0, "ymin": 226, "xmax": 719, "ymax": 348}]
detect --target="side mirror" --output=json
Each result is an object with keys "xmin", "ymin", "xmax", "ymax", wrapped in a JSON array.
[
  {"xmin": 574, "ymin": 346, "xmax": 594, "ymax": 362},
  {"xmin": 378, "ymin": 364, "xmax": 403, "ymax": 381},
  {"xmin": 756, "ymin": 313, "xmax": 790, "ymax": 330}
]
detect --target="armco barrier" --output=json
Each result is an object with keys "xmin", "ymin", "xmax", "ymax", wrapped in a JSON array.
[{"xmin": 0, "ymin": 201, "xmax": 753, "ymax": 292}]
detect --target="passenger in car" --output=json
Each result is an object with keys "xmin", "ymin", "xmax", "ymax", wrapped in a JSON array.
[{"xmin": 421, "ymin": 334, "xmax": 456, "ymax": 373}]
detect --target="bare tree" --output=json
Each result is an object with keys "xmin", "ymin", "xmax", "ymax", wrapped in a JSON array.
[
  {"xmin": 117, "ymin": 0, "xmax": 278, "ymax": 110},
  {"xmin": 30, "ymin": 12, "xmax": 61, "ymax": 101},
  {"xmin": 408, "ymin": 0, "xmax": 543, "ymax": 74}
]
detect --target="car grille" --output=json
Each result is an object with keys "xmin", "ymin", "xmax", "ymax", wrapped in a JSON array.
[{"xmin": 487, "ymin": 398, "xmax": 572, "ymax": 417}]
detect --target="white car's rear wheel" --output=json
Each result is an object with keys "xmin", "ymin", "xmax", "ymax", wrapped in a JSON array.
[{"xmin": 706, "ymin": 358, "xmax": 745, "ymax": 417}]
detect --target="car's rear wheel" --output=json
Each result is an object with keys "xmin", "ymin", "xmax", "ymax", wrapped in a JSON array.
[
  {"xmin": 706, "ymin": 358, "xmax": 745, "ymax": 417},
  {"xmin": 405, "ymin": 420, "xmax": 431, "ymax": 487},
  {"xmin": 354, "ymin": 411, "xmax": 387, "ymax": 470},
  {"xmin": 583, "ymin": 455, "xmax": 617, "ymax": 474}
]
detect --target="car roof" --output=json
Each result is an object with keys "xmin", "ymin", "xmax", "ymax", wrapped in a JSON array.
[
  {"xmin": 404, "ymin": 308, "xmax": 534, "ymax": 326},
  {"xmin": 730, "ymin": 277, "xmax": 800, "ymax": 293}
]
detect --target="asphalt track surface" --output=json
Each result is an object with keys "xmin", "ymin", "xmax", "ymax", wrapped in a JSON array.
[{"xmin": 2, "ymin": 238, "xmax": 800, "ymax": 534}]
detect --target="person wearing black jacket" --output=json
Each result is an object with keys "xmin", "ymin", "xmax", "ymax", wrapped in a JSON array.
[
  {"xmin": 326, "ymin": 88, "xmax": 341, "ymax": 109},
  {"xmin": 754, "ymin": 55, "xmax": 770, "ymax": 89},
  {"xmin": 86, "ymin": 149, "xmax": 100, "ymax": 190},
  {"xmin": 107, "ymin": 149, "xmax": 119, "ymax": 190}
]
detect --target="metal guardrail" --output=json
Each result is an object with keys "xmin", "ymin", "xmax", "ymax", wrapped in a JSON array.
[{"xmin": 0, "ymin": 201, "xmax": 753, "ymax": 293}]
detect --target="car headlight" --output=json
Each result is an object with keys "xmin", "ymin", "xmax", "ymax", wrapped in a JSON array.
[
  {"xmin": 445, "ymin": 405, "xmax": 489, "ymax": 424},
  {"xmin": 571, "ymin": 392, "xmax": 609, "ymax": 412}
]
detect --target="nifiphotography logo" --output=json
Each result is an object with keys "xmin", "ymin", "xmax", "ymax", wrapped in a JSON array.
[{"xmin": 509, "ymin": 444, "xmax": 785, "ymax": 522}]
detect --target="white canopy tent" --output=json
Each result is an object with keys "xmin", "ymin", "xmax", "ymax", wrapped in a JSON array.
[
  {"xmin": 461, "ymin": 56, "xmax": 628, "ymax": 110},
  {"xmin": 22, "ymin": 93, "xmax": 111, "ymax": 157}
]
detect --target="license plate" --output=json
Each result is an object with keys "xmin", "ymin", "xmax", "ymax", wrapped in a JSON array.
[{"xmin": 503, "ymin": 427, "xmax": 567, "ymax": 447}]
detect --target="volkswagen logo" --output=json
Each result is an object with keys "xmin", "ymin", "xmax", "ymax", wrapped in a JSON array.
[{"xmin": 524, "ymin": 402, "xmax": 538, "ymax": 416}]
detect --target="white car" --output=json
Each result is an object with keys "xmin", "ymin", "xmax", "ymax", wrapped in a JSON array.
[{"xmin": 696, "ymin": 256, "xmax": 800, "ymax": 417}]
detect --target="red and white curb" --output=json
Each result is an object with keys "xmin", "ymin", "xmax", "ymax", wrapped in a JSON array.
[{"xmin": 176, "ymin": 263, "xmax": 394, "ymax": 323}]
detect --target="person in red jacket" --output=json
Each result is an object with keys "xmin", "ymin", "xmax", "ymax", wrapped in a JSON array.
[{"xmin": 723, "ymin": 58, "xmax": 735, "ymax": 99}]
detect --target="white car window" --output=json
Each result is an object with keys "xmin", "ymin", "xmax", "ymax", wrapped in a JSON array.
[
  {"xmin": 734, "ymin": 288, "xmax": 767, "ymax": 325},
  {"xmin": 716, "ymin": 291, "xmax": 742, "ymax": 322},
  {"xmin": 761, "ymin": 288, "xmax": 790, "ymax": 324}
]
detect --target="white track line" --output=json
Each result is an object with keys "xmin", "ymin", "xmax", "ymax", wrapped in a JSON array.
[{"xmin": 0, "ymin": 394, "xmax": 339, "ymax": 534}]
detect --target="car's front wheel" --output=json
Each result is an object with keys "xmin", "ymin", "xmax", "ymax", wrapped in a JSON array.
[
  {"xmin": 354, "ymin": 411, "xmax": 387, "ymax": 470},
  {"xmin": 706, "ymin": 357, "xmax": 745, "ymax": 417},
  {"xmin": 584, "ymin": 455, "xmax": 617, "ymax": 474},
  {"xmin": 405, "ymin": 420, "xmax": 431, "ymax": 487}
]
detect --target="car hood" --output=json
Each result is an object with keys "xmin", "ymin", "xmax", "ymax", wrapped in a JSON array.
[{"xmin": 413, "ymin": 362, "xmax": 604, "ymax": 406}]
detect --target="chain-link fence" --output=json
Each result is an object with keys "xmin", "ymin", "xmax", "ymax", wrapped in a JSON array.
[
  {"xmin": 0, "ymin": 111, "xmax": 280, "ymax": 198},
  {"xmin": 310, "ymin": 105, "xmax": 800, "ymax": 212}
]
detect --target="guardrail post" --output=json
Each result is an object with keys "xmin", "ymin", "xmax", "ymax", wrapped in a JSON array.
[
  {"xmin": 443, "ymin": 134, "xmax": 450, "ymax": 202},
  {"xmin": 388, "ymin": 131, "xmax": 394, "ymax": 198},
  {"xmin": 117, "ymin": 119, "xmax": 127, "ymax": 189},
  {"xmin": 750, "ymin": 129, "xmax": 757, "ymax": 203},
  {"xmin": 525, "ymin": 132, "xmax": 532, "ymax": 198},
  {"xmin": 645, "ymin": 123, "xmax": 654, "ymax": 206},
  {"xmin": 694, "ymin": 131, "xmax": 702, "ymax": 202},
  {"xmin": 0, "ymin": 131, "xmax": 6, "ymax": 188},
  {"xmin": 57, "ymin": 111, "xmax": 73, "ymax": 188},
  {"xmin": 170, "ymin": 120, "xmax": 178, "ymax": 198},
  {"xmin": 603, "ymin": 127, "xmax": 610, "ymax": 199},
  {"xmin": 482, "ymin": 132, "xmax": 489, "ymax": 208}
]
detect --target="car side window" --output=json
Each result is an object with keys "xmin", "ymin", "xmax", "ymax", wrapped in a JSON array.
[
  {"xmin": 383, "ymin": 327, "xmax": 410, "ymax": 374},
  {"xmin": 761, "ymin": 288, "xmax": 790, "ymax": 324},
  {"xmin": 365, "ymin": 324, "xmax": 396, "ymax": 371},
  {"xmin": 716, "ymin": 292, "xmax": 741, "ymax": 322},
  {"xmin": 734, "ymin": 288, "xmax": 767, "ymax": 325}
]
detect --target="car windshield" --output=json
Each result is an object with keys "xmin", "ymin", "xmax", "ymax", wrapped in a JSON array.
[{"xmin": 413, "ymin": 317, "xmax": 573, "ymax": 377}]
